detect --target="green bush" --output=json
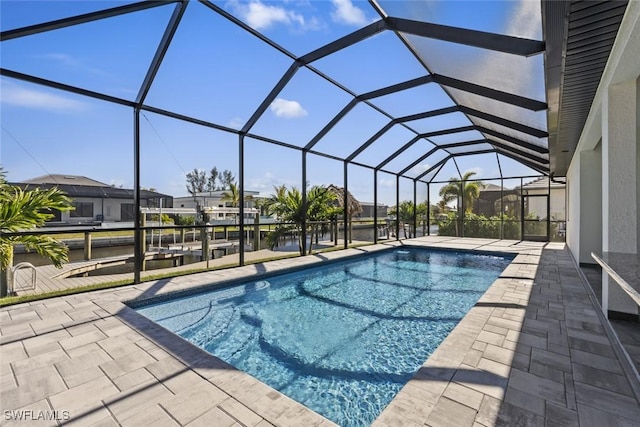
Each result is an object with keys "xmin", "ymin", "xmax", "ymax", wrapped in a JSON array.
[
  {"xmin": 437, "ymin": 212, "xmax": 458, "ymax": 236},
  {"xmin": 173, "ymin": 214, "xmax": 195, "ymax": 226},
  {"xmin": 437, "ymin": 212, "xmax": 521, "ymax": 239}
]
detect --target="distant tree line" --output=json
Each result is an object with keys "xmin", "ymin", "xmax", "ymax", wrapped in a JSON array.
[{"xmin": 185, "ymin": 167, "xmax": 235, "ymax": 195}]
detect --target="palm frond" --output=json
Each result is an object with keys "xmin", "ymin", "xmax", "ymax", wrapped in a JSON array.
[
  {"xmin": 0, "ymin": 186, "xmax": 73, "ymax": 232},
  {"xmin": 18, "ymin": 235, "xmax": 69, "ymax": 268}
]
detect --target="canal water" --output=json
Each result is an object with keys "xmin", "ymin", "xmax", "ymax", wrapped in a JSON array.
[{"xmin": 13, "ymin": 224, "xmax": 440, "ymax": 276}]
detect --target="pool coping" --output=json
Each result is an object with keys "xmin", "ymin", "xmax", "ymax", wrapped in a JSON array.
[{"xmin": 2, "ymin": 236, "xmax": 639, "ymax": 426}]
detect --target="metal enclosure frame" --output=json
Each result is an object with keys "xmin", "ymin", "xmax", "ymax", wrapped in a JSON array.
[{"xmin": 0, "ymin": 0, "xmax": 623, "ymax": 282}]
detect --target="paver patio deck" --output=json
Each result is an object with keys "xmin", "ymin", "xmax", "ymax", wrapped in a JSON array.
[{"xmin": 1, "ymin": 237, "xmax": 639, "ymax": 426}]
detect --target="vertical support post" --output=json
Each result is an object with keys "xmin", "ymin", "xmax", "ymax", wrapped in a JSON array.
[
  {"xmin": 141, "ymin": 213, "xmax": 147, "ymax": 271},
  {"xmin": 201, "ymin": 228, "xmax": 210, "ymax": 263},
  {"xmin": 239, "ymin": 134, "xmax": 245, "ymax": 266},
  {"xmin": 520, "ymin": 178, "xmax": 525, "ymax": 240},
  {"xmin": 547, "ymin": 175, "xmax": 551, "ymax": 240},
  {"xmin": 133, "ymin": 108, "xmax": 142, "ymax": 284},
  {"xmin": 460, "ymin": 181, "xmax": 464, "ymax": 237},
  {"xmin": 254, "ymin": 214, "xmax": 260, "ymax": 251},
  {"xmin": 373, "ymin": 169, "xmax": 378, "ymax": 244},
  {"xmin": 302, "ymin": 151, "xmax": 307, "ymax": 255},
  {"xmin": 395, "ymin": 175, "xmax": 400, "ymax": 240},
  {"xmin": 413, "ymin": 180, "xmax": 417, "ymax": 238},
  {"xmin": 500, "ymin": 178, "xmax": 504, "ymax": 239},
  {"xmin": 427, "ymin": 183, "xmax": 431, "ymax": 236},
  {"xmin": 158, "ymin": 198, "xmax": 163, "ymax": 251},
  {"xmin": 84, "ymin": 232, "xmax": 92, "ymax": 261},
  {"xmin": 343, "ymin": 161, "xmax": 349, "ymax": 249}
]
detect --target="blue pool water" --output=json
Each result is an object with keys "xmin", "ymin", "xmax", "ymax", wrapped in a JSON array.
[{"xmin": 135, "ymin": 248, "xmax": 512, "ymax": 426}]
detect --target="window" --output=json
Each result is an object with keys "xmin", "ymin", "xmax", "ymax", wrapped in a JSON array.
[
  {"xmin": 121, "ymin": 204, "xmax": 135, "ymax": 221},
  {"xmin": 44, "ymin": 208, "xmax": 62, "ymax": 222},
  {"xmin": 70, "ymin": 202, "xmax": 94, "ymax": 218}
]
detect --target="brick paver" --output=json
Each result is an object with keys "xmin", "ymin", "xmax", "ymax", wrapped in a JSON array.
[{"xmin": 1, "ymin": 237, "xmax": 639, "ymax": 426}]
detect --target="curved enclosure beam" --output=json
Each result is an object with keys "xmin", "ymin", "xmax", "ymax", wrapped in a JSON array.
[
  {"xmin": 136, "ymin": 1, "xmax": 187, "ymax": 105},
  {"xmin": 0, "ymin": 68, "xmax": 136, "ymax": 107},
  {"xmin": 0, "ymin": 0, "xmax": 178, "ymax": 41},
  {"xmin": 299, "ymin": 20, "xmax": 387, "ymax": 64},
  {"xmin": 386, "ymin": 17, "xmax": 545, "ymax": 57},
  {"xmin": 462, "ymin": 107, "xmax": 548, "ymax": 138},
  {"xmin": 432, "ymin": 75, "xmax": 547, "ymax": 111}
]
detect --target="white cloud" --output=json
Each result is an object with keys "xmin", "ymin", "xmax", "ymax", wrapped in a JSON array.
[
  {"xmin": 228, "ymin": 117, "xmax": 244, "ymax": 128},
  {"xmin": 248, "ymin": 171, "xmax": 297, "ymax": 193},
  {"xmin": 270, "ymin": 98, "xmax": 308, "ymax": 118},
  {"xmin": 228, "ymin": 0, "xmax": 305, "ymax": 30},
  {"xmin": 378, "ymin": 178, "xmax": 395, "ymax": 188},
  {"xmin": 38, "ymin": 53, "xmax": 109, "ymax": 77},
  {"xmin": 1, "ymin": 80, "xmax": 86, "ymax": 113},
  {"xmin": 331, "ymin": 0, "xmax": 369, "ymax": 26}
]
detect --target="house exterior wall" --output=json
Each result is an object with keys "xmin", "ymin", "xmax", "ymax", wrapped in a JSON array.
[
  {"xmin": 60, "ymin": 197, "xmax": 169, "ymax": 223},
  {"xmin": 566, "ymin": 157, "xmax": 580, "ymax": 262},
  {"xmin": 174, "ymin": 193, "xmax": 260, "ymax": 221},
  {"xmin": 62, "ymin": 197, "xmax": 99, "ymax": 223},
  {"xmin": 523, "ymin": 187, "xmax": 565, "ymax": 220},
  {"xmin": 567, "ymin": 102, "xmax": 604, "ymax": 264},
  {"xmin": 567, "ymin": 1, "xmax": 640, "ymax": 315},
  {"xmin": 102, "ymin": 198, "xmax": 122, "ymax": 222},
  {"xmin": 357, "ymin": 204, "xmax": 389, "ymax": 219}
]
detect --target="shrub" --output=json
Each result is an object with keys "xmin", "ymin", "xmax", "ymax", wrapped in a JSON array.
[{"xmin": 437, "ymin": 212, "xmax": 521, "ymax": 239}]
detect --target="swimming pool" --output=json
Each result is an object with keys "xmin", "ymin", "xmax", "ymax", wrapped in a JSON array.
[{"xmin": 135, "ymin": 248, "xmax": 513, "ymax": 426}]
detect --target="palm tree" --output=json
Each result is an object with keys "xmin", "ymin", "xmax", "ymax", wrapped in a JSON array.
[
  {"xmin": 438, "ymin": 171, "xmax": 485, "ymax": 214},
  {"xmin": 220, "ymin": 181, "xmax": 253, "ymax": 224},
  {"xmin": 437, "ymin": 199, "xmax": 450, "ymax": 215},
  {"xmin": 261, "ymin": 184, "xmax": 339, "ymax": 255},
  {"xmin": 438, "ymin": 171, "xmax": 485, "ymax": 236},
  {"xmin": 389, "ymin": 200, "xmax": 415, "ymax": 238},
  {"xmin": 416, "ymin": 201, "xmax": 429, "ymax": 236},
  {"xmin": 326, "ymin": 185, "xmax": 362, "ymax": 243},
  {"xmin": 262, "ymin": 185, "xmax": 305, "ymax": 255},
  {"xmin": 306, "ymin": 186, "xmax": 341, "ymax": 250},
  {"xmin": 0, "ymin": 173, "xmax": 74, "ymax": 296}
]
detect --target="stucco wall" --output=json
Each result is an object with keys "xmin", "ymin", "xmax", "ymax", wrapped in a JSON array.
[
  {"xmin": 579, "ymin": 145, "xmax": 602, "ymax": 264},
  {"xmin": 566, "ymin": 156, "xmax": 580, "ymax": 262}
]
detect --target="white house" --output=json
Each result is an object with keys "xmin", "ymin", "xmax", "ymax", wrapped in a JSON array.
[
  {"xmin": 173, "ymin": 190, "xmax": 261, "ymax": 224},
  {"xmin": 520, "ymin": 176, "xmax": 566, "ymax": 221}
]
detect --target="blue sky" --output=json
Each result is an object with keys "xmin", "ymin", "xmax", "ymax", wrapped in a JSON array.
[{"xmin": 0, "ymin": 0, "xmax": 546, "ymax": 206}]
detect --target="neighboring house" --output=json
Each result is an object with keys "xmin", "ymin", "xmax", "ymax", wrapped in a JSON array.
[
  {"xmin": 521, "ymin": 176, "xmax": 566, "ymax": 221},
  {"xmin": 173, "ymin": 190, "xmax": 260, "ymax": 224},
  {"xmin": 355, "ymin": 202, "xmax": 389, "ymax": 219},
  {"xmin": 13, "ymin": 174, "xmax": 173, "ymax": 224},
  {"xmin": 472, "ymin": 184, "xmax": 520, "ymax": 218},
  {"xmin": 473, "ymin": 177, "xmax": 566, "ymax": 221}
]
